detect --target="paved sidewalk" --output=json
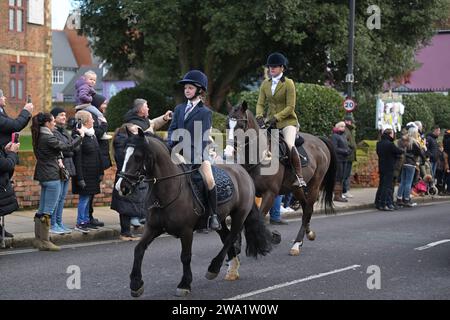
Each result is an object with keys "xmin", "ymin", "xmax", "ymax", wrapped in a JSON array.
[{"xmin": 1, "ymin": 187, "xmax": 449, "ymax": 250}]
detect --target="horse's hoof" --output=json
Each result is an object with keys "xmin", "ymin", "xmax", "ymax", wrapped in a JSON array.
[
  {"xmin": 271, "ymin": 230, "xmax": 281, "ymax": 244},
  {"xmin": 205, "ymin": 271, "xmax": 219, "ymax": 280},
  {"xmin": 289, "ymin": 248, "xmax": 300, "ymax": 256},
  {"xmin": 130, "ymin": 285, "xmax": 144, "ymax": 298},
  {"xmin": 225, "ymin": 273, "xmax": 239, "ymax": 281},
  {"xmin": 175, "ymin": 288, "xmax": 191, "ymax": 297},
  {"xmin": 306, "ymin": 231, "xmax": 316, "ymax": 241}
]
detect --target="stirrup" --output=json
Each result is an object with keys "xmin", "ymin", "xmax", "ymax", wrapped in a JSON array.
[
  {"xmin": 208, "ymin": 214, "xmax": 221, "ymax": 231},
  {"xmin": 293, "ymin": 176, "xmax": 307, "ymax": 188}
]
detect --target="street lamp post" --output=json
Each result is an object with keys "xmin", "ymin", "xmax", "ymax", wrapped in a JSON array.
[{"xmin": 346, "ymin": 0, "xmax": 356, "ymax": 100}]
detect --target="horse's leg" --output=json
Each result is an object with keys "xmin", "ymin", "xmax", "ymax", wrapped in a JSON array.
[
  {"xmin": 175, "ymin": 230, "xmax": 194, "ymax": 297},
  {"xmin": 205, "ymin": 211, "xmax": 243, "ymax": 280},
  {"xmin": 216, "ymin": 223, "xmax": 241, "ymax": 281},
  {"xmin": 259, "ymin": 191, "xmax": 277, "ymax": 217},
  {"xmin": 130, "ymin": 226, "xmax": 163, "ymax": 297},
  {"xmin": 290, "ymin": 182, "xmax": 320, "ymax": 256}
]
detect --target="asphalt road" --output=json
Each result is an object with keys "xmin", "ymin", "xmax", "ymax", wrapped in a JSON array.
[{"xmin": 1, "ymin": 202, "xmax": 449, "ymax": 301}]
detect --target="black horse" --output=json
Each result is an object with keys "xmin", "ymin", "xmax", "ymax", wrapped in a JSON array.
[
  {"xmin": 227, "ymin": 101, "xmax": 336, "ymax": 256},
  {"xmin": 116, "ymin": 129, "xmax": 272, "ymax": 297}
]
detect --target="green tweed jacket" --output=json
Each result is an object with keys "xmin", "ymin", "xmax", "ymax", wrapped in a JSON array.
[{"xmin": 256, "ymin": 75, "xmax": 298, "ymax": 129}]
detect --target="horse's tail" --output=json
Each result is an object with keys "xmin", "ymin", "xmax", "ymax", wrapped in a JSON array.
[
  {"xmin": 243, "ymin": 203, "xmax": 273, "ymax": 258},
  {"xmin": 319, "ymin": 137, "xmax": 336, "ymax": 214}
]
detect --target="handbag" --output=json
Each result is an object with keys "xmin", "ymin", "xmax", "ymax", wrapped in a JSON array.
[{"xmin": 59, "ymin": 167, "xmax": 70, "ymax": 181}]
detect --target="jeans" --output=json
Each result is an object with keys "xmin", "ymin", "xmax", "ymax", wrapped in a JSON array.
[
  {"xmin": 51, "ymin": 180, "xmax": 69, "ymax": 227},
  {"xmin": 431, "ymin": 161, "xmax": 437, "ymax": 180},
  {"xmin": 77, "ymin": 195, "xmax": 91, "ymax": 225},
  {"xmin": 269, "ymin": 195, "xmax": 282, "ymax": 221},
  {"xmin": 397, "ymin": 165, "xmax": 416, "ymax": 201},
  {"xmin": 282, "ymin": 193, "xmax": 293, "ymax": 208},
  {"xmin": 343, "ymin": 161, "xmax": 353, "ymax": 193},
  {"xmin": 38, "ymin": 180, "xmax": 62, "ymax": 216}
]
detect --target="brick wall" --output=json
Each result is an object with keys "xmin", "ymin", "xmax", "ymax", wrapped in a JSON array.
[
  {"xmin": 13, "ymin": 151, "xmax": 116, "ymax": 209},
  {"xmin": 350, "ymin": 141, "xmax": 379, "ymax": 187},
  {"xmin": 0, "ymin": 0, "xmax": 52, "ymax": 117}
]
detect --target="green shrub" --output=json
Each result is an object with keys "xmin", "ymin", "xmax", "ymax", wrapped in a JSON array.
[
  {"xmin": 212, "ymin": 112, "xmax": 228, "ymax": 133},
  {"xmin": 106, "ymin": 86, "xmax": 173, "ymax": 131},
  {"xmin": 238, "ymin": 83, "xmax": 344, "ymax": 137},
  {"xmin": 402, "ymin": 95, "xmax": 435, "ymax": 132},
  {"xmin": 353, "ymin": 91, "xmax": 379, "ymax": 142},
  {"xmin": 409, "ymin": 93, "xmax": 450, "ymax": 131}
]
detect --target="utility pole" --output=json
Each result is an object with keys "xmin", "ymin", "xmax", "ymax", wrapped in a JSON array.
[{"xmin": 346, "ymin": 0, "xmax": 356, "ymax": 99}]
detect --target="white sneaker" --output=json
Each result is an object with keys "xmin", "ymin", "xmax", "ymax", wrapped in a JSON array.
[
  {"xmin": 130, "ymin": 217, "xmax": 141, "ymax": 227},
  {"xmin": 100, "ymin": 133, "xmax": 113, "ymax": 140},
  {"xmin": 343, "ymin": 192, "xmax": 354, "ymax": 198},
  {"xmin": 280, "ymin": 206, "xmax": 294, "ymax": 213}
]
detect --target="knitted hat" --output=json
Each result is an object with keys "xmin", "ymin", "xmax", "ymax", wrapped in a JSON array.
[
  {"xmin": 344, "ymin": 113, "xmax": 355, "ymax": 122},
  {"xmin": 50, "ymin": 107, "xmax": 66, "ymax": 118},
  {"xmin": 91, "ymin": 94, "xmax": 107, "ymax": 109}
]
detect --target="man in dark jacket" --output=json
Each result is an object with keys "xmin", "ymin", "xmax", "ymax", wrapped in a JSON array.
[
  {"xmin": 375, "ymin": 128, "xmax": 404, "ymax": 211},
  {"xmin": 425, "ymin": 125, "xmax": 440, "ymax": 179},
  {"xmin": 0, "ymin": 89, "xmax": 33, "ymax": 148},
  {"xmin": 0, "ymin": 141, "xmax": 20, "ymax": 240},
  {"xmin": 331, "ymin": 121, "xmax": 351, "ymax": 202},
  {"xmin": 343, "ymin": 113, "xmax": 357, "ymax": 198}
]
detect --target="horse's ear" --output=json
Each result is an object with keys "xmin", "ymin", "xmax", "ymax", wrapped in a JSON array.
[
  {"xmin": 241, "ymin": 101, "xmax": 248, "ymax": 112},
  {"xmin": 137, "ymin": 127, "xmax": 145, "ymax": 137},
  {"xmin": 226, "ymin": 100, "xmax": 233, "ymax": 113}
]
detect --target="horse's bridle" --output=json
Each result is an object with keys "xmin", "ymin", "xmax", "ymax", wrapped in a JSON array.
[{"xmin": 118, "ymin": 155, "xmax": 199, "ymax": 210}]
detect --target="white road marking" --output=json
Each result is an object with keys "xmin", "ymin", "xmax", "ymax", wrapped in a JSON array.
[
  {"xmin": 414, "ymin": 239, "xmax": 450, "ymax": 251},
  {"xmin": 225, "ymin": 264, "xmax": 361, "ymax": 300}
]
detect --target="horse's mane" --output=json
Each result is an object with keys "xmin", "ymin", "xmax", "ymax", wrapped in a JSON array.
[{"xmin": 144, "ymin": 132, "xmax": 173, "ymax": 154}]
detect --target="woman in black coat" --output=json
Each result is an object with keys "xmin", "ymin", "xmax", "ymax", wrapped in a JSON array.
[
  {"xmin": 72, "ymin": 110, "xmax": 104, "ymax": 233},
  {"xmin": 0, "ymin": 142, "xmax": 20, "ymax": 239}
]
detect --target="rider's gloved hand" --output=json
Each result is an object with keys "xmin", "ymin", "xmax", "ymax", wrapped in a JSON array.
[
  {"xmin": 256, "ymin": 116, "xmax": 265, "ymax": 128},
  {"xmin": 266, "ymin": 117, "xmax": 277, "ymax": 128}
]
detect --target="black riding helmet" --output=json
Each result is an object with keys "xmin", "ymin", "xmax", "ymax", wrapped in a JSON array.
[
  {"xmin": 266, "ymin": 52, "xmax": 288, "ymax": 69},
  {"xmin": 178, "ymin": 70, "xmax": 208, "ymax": 92}
]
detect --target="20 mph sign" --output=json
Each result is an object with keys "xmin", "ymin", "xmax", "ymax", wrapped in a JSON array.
[{"xmin": 343, "ymin": 98, "xmax": 356, "ymax": 112}]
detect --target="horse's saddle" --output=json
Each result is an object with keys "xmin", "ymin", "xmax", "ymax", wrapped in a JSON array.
[
  {"xmin": 187, "ymin": 165, "xmax": 235, "ymax": 215},
  {"xmin": 278, "ymin": 134, "xmax": 309, "ymax": 168}
]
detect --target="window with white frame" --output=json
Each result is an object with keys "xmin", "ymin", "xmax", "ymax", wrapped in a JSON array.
[
  {"xmin": 9, "ymin": 0, "xmax": 25, "ymax": 32},
  {"xmin": 52, "ymin": 70, "xmax": 64, "ymax": 84}
]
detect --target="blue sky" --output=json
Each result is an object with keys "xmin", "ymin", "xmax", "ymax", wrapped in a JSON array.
[{"xmin": 52, "ymin": 0, "xmax": 76, "ymax": 30}]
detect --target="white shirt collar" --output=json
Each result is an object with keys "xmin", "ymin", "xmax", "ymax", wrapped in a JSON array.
[{"xmin": 272, "ymin": 73, "xmax": 283, "ymax": 83}]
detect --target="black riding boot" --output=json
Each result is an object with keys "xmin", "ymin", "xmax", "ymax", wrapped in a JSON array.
[
  {"xmin": 290, "ymin": 147, "xmax": 307, "ymax": 188},
  {"xmin": 207, "ymin": 186, "xmax": 221, "ymax": 231}
]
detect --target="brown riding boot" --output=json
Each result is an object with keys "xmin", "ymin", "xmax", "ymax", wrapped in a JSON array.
[
  {"xmin": 334, "ymin": 184, "xmax": 348, "ymax": 202},
  {"xmin": 290, "ymin": 147, "xmax": 307, "ymax": 188}
]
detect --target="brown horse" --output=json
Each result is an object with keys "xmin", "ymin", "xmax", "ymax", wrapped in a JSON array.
[
  {"xmin": 227, "ymin": 101, "xmax": 336, "ymax": 256},
  {"xmin": 116, "ymin": 129, "xmax": 272, "ymax": 297}
]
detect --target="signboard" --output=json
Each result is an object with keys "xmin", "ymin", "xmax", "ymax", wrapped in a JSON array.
[
  {"xmin": 343, "ymin": 98, "xmax": 356, "ymax": 112},
  {"xmin": 28, "ymin": 0, "xmax": 45, "ymax": 25},
  {"xmin": 376, "ymin": 97, "xmax": 405, "ymax": 132}
]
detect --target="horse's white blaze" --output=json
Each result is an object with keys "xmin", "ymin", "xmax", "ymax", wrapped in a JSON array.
[{"xmin": 115, "ymin": 146, "xmax": 135, "ymax": 193}]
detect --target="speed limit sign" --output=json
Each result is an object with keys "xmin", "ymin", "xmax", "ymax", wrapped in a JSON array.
[{"xmin": 343, "ymin": 98, "xmax": 356, "ymax": 112}]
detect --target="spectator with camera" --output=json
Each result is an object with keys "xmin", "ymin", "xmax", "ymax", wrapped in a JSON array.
[
  {"xmin": 72, "ymin": 111, "xmax": 104, "ymax": 233},
  {"xmin": 0, "ymin": 89, "xmax": 33, "ymax": 148},
  {"xmin": 31, "ymin": 112, "xmax": 84, "ymax": 250}
]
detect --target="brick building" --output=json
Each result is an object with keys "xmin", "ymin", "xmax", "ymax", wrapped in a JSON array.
[{"xmin": 0, "ymin": 0, "xmax": 52, "ymax": 117}]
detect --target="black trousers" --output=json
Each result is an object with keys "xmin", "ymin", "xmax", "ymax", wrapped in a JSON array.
[
  {"xmin": 119, "ymin": 215, "xmax": 131, "ymax": 235},
  {"xmin": 375, "ymin": 171, "xmax": 394, "ymax": 207}
]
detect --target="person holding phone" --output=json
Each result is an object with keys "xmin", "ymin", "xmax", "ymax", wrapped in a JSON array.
[
  {"xmin": 0, "ymin": 89, "xmax": 33, "ymax": 148},
  {"xmin": 0, "ymin": 141, "xmax": 20, "ymax": 239}
]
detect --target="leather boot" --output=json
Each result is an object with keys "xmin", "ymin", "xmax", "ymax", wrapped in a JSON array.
[
  {"xmin": 290, "ymin": 147, "xmax": 307, "ymax": 188},
  {"xmin": 33, "ymin": 216, "xmax": 45, "ymax": 250},
  {"xmin": 207, "ymin": 186, "xmax": 221, "ymax": 231},
  {"xmin": 39, "ymin": 215, "xmax": 61, "ymax": 251},
  {"xmin": 334, "ymin": 184, "xmax": 348, "ymax": 202}
]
